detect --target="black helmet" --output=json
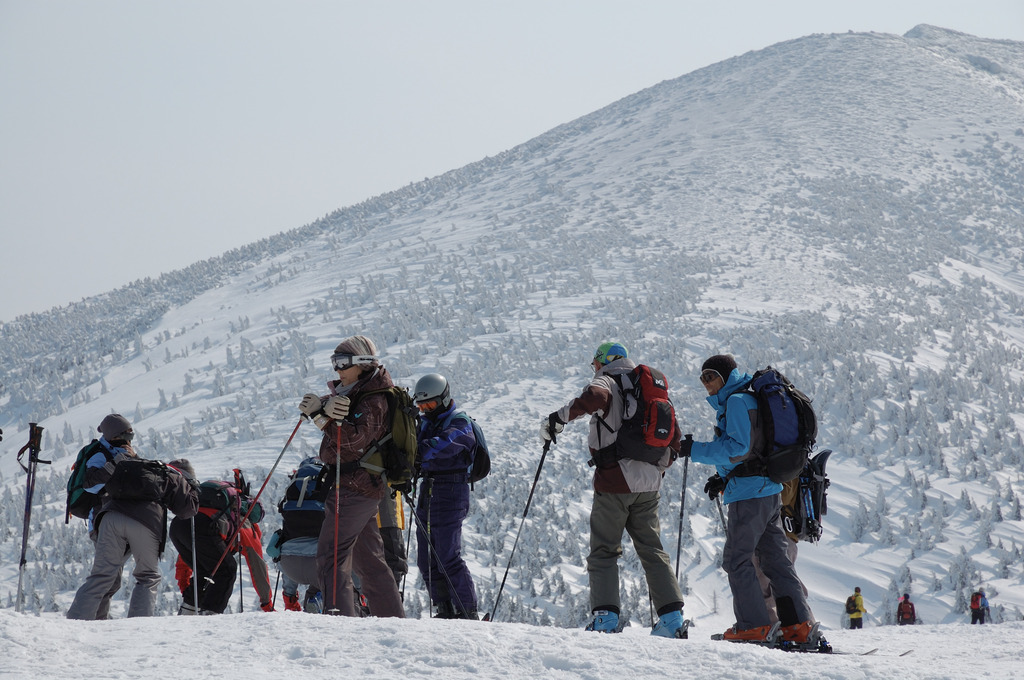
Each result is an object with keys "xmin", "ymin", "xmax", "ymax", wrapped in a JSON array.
[{"xmin": 413, "ymin": 373, "xmax": 452, "ymax": 415}]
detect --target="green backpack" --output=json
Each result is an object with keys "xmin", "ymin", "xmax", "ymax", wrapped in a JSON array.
[
  {"xmin": 354, "ymin": 386, "xmax": 420, "ymax": 488},
  {"xmin": 65, "ymin": 440, "xmax": 113, "ymax": 523}
]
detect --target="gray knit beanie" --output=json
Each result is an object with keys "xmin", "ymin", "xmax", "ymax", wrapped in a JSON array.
[
  {"xmin": 167, "ymin": 458, "xmax": 197, "ymax": 482},
  {"xmin": 98, "ymin": 414, "xmax": 133, "ymax": 442}
]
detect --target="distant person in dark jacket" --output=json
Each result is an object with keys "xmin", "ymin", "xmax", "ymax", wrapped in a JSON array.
[
  {"xmin": 896, "ymin": 593, "xmax": 916, "ymax": 625},
  {"xmin": 67, "ymin": 414, "xmax": 199, "ymax": 619}
]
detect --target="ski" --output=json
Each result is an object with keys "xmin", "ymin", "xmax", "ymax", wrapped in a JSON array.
[
  {"xmin": 834, "ymin": 648, "xmax": 915, "ymax": 657},
  {"xmin": 710, "ymin": 633, "xmax": 834, "ymax": 654},
  {"xmin": 833, "ymin": 648, "xmax": 878, "ymax": 655}
]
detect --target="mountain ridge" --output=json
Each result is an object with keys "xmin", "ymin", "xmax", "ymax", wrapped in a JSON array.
[{"xmin": 1, "ymin": 26, "xmax": 1022, "ymax": 627}]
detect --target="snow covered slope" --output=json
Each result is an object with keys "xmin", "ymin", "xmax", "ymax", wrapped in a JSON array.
[{"xmin": 1, "ymin": 25, "xmax": 1022, "ymax": 637}]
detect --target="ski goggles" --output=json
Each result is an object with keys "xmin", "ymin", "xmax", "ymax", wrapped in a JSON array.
[
  {"xmin": 700, "ymin": 369, "xmax": 723, "ymax": 385},
  {"xmin": 416, "ymin": 399, "xmax": 440, "ymax": 413},
  {"xmin": 330, "ymin": 353, "xmax": 376, "ymax": 371}
]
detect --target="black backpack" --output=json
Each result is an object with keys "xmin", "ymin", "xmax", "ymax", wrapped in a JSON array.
[
  {"xmin": 103, "ymin": 458, "xmax": 170, "ymax": 503},
  {"xmin": 845, "ymin": 595, "xmax": 859, "ymax": 614},
  {"xmin": 278, "ymin": 458, "xmax": 331, "ymax": 541},
  {"xmin": 198, "ymin": 479, "xmax": 265, "ymax": 525},
  {"xmin": 780, "ymin": 449, "xmax": 832, "ymax": 543},
  {"xmin": 727, "ymin": 367, "xmax": 817, "ymax": 484}
]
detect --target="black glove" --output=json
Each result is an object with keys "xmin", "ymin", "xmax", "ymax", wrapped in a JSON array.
[
  {"xmin": 541, "ymin": 412, "xmax": 565, "ymax": 445},
  {"xmin": 678, "ymin": 434, "xmax": 694, "ymax": 458},
  {"xmin": 704, "ymin": 474, "xmax": 726, "ymax": 500},
  {"xmin": 391, "ymin": 481, "xmax": 414, "ymax": 498}
]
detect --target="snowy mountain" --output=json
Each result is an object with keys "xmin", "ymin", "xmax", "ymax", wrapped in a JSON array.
[{"xmin": 1, "ymin": 23, "xmax": 1023, "ymax": 664}]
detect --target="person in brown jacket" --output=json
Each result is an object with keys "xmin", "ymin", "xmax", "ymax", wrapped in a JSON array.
[
  {"xmin": 298, "ymin": 335, "xmax": 405, "ymax": 617},
  {"xmin": 542, "ymin": 342, "xmax": 684, "ymax": 636}
]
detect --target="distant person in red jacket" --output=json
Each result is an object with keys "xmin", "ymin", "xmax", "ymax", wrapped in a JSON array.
[
  {"xmin": 970, "ymin": 588, "xmax": 989, "ymax": 624},
  {"xmin": 896, "ymin": 593, "xmax": 916, "ymax": 625}
]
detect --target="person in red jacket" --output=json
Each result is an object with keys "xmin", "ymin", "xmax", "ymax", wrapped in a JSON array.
[
  {"xmin": 173, "ymin": 518, "xmax": 273, "ymax": 614},
  {"xmin": 170, "ymin": 475, "xmax": 273, "ymax": 614},
  {"xmin": 896, "ymin": 593, "xmax": 916, "ymax": 625}
]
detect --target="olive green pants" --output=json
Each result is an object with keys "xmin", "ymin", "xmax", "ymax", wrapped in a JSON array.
[{"xmin": 587, "ymin": 490, "xmax": 682, "ymax": 615}]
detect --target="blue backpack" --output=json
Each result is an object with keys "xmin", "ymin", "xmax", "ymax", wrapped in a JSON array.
[
  {"xmin": 277, "ymin": 458, "xmax": 331, "ymax": 541},
  {"xmin": 727, "ymin": 367, "xmax": 817, "ymax": 484}
]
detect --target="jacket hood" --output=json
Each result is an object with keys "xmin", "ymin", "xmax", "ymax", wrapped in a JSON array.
[
  {"xmin": 596, "ymin": 357, "xmax": 636, "ymax": 377},
  {"xmin": 707, "ymin": 369, "xmax": 754, "ymax": 410}
]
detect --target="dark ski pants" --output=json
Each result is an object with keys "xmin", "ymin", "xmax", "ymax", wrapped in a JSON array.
[
  {"xmin": 317, "ymin": 487, "xmax": 404, "ymax": 617},
  {"xmin": 169, "ymin": 515, "xmax": 236, "ymax": 613},
  {"xmin": 415, "ymin": 477, "xmax": 477, "ymax": 615},
  {"xmin": 754, "ymin": 537, "xmax": 812, "ymax": 624},
  {"xmin": 378, "ymin": 492, "xmax": 409, "ymax": 587},
  {"xmin": 723, "ymin": 494, "xmax": 812, "ymax": 630}
]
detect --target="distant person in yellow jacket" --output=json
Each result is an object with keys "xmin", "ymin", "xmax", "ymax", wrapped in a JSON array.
[{"xmin": 845, "ymin": 586, "xmax": 866, "ymax": 629}]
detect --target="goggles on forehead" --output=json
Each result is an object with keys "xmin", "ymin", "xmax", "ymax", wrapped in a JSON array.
[{"xmin": 331, "ymin": 354, "xmax": 376, "ymax": 371}]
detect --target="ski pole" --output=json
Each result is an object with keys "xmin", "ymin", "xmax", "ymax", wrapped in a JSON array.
[
  {"xmin": 486, "ymin": 440, "xmax": 551, "ymax": 622},
  {"xmin": 715, "ymin": 496, "xmax": 727, "ymax": 532},
  {"xmin": 329, "ymin": 434, "xmax": 342, "ymax": 614},
  {"xmin": 15, "ymin": 423, "xmax": 49, "ymax": 613},
  {"xmin": 400, "ymin": 487, "xmax": 415, "ymax": 602},
  {"xmin": 190, "ymin": 516, "xmax": 200, "ymax": 613},
  {"xmin": 208, "ymin": 418, "xmax": 304, "ymax": 582},
  {"xmin": 235, "ymin": 469, "xmax": 245, "ymax": 613},
  {"xmin": 674, "ymin": 449, "xmax": 691, "ymax": 581}
]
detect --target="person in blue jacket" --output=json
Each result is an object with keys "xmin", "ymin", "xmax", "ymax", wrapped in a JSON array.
[
  {"xmin": 412, "ymin": 373, "xmax": 479, "ymax": 619},
  {"xmin": 686, "ymin": 354, "xmax": 816, "ymax": 644}
]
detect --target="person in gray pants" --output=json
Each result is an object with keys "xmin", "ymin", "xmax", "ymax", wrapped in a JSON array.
[
  {"xmin": 67, "ymin": 414, "xmax": 198, "ymax": 619},
  {"xmin": 689, "ymin": 354, "xmax": 816, "ymax": 644}
]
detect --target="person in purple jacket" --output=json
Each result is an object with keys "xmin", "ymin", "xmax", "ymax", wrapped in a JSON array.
[{"xmin": 412, "ymin": 373, "xmax": 479, "ymax": 619}]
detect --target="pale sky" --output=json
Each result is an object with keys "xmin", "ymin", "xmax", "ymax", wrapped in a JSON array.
[{"xmin": 2, "ymin": 1, "xmax": 1022, "ymax": 322}]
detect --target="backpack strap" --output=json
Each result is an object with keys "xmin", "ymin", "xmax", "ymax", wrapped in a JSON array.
[{"xmin": 332, "ymin": 388, "xmax": 394, "ymax": 480}]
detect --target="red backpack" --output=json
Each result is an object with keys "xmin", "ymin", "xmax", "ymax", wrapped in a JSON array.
[
  {"xmin": 970, "ymin": 592, "xmax": 982, "ymax": 609},
  {"xmin": 593, "ymin": 365, "xmax": 677, "ymax": 466}
]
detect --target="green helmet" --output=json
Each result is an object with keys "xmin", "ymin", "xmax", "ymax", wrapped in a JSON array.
[{"xmin": 593, "ymin": 342, "xmax": 628, "ymax": 365}]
